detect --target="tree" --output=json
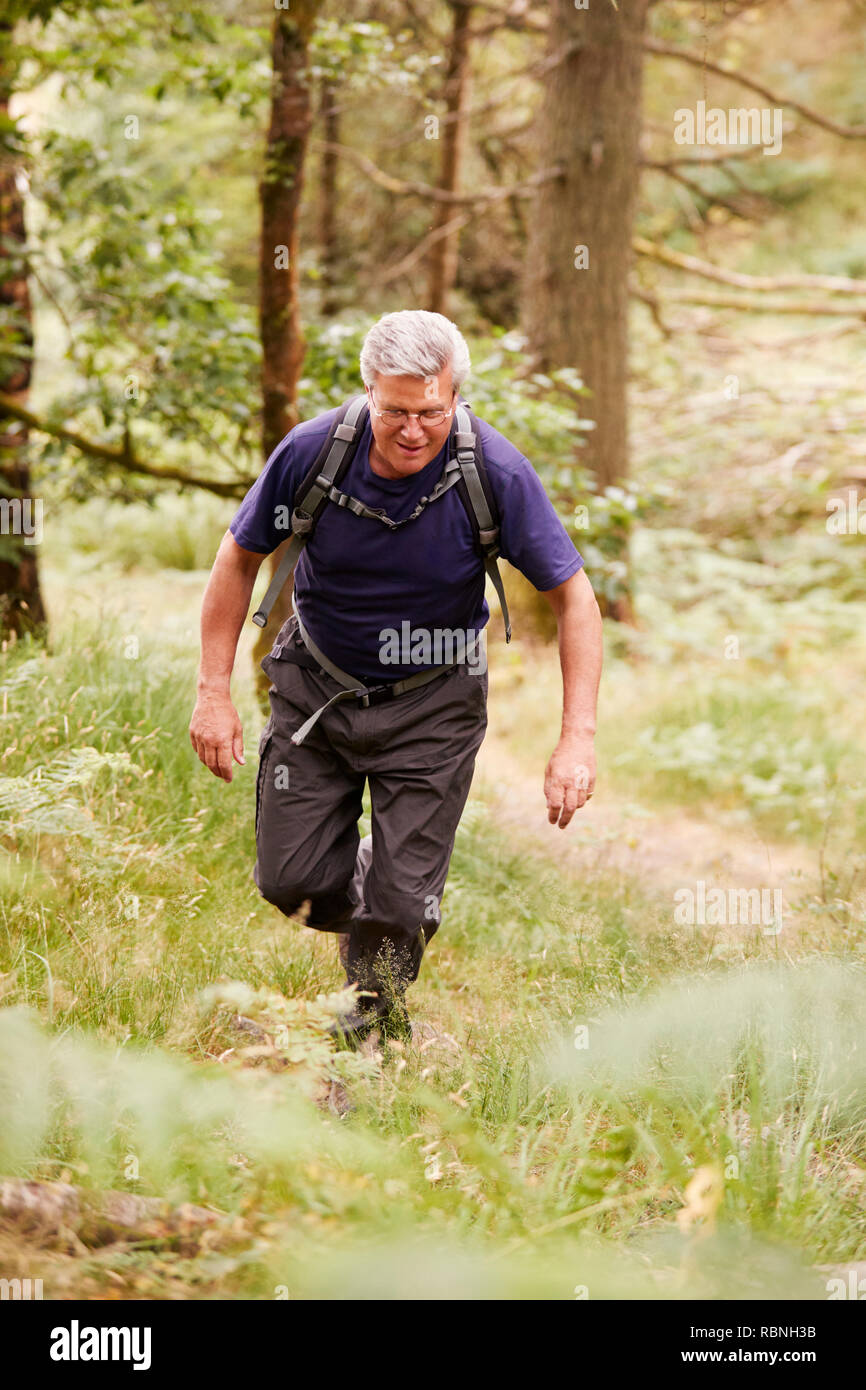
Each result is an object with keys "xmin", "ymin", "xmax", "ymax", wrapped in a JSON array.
[
  {"xmin": 520, "ymin": 0, "xmax": 650, "ymax": 620},
  {"xmin": 260, "ymin": 2, "xmax": 323, "ymax": 457},
  {"xmin": 522, "ymin": 0, "xmax": 650, "ymax": 491},
  {"xmin": 426, "ymin": 0, "xmax": 474, "ymax": 316},
  {"xmin": 254, "ymin": 0, "xmax": 324, "ymax": 680},
  {"xmin": 0, "ymin": 0, "xmax": 267, "ymax": 640},
  {"xmin": 0, "ymin": 17, "xmax": 46, "ymax": 641},
  {"xmin": 317, "ymin": 76, "xmax": 341, "ymax": 318}
]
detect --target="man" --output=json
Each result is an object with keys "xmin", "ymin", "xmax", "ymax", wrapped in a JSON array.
[{"xmin": 189, "ymin": 310, "xmax": 602, "ymax": 1044}]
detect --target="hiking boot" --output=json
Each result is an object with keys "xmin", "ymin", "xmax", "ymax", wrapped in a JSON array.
[
  {"xmin": 328, "ymin": 992, "xmax": 411, "ymax": 1049},
  {"xmin": 327, "ymin": 1004, "xmax": 381, "ymax": 1048},
  {"xmin": 325, "ymin": 995, "xmax": 386, "ymax": 1045}
]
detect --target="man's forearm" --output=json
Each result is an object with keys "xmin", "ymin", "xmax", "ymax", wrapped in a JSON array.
[
  {"xmin": 559, "ymin": 609, "xmax": 602, "ymax": 741},
  {"xmin": 547, "ymin": 569, "xmax": 603, "ymax": 741},
  {"xmin": 197, "ymin": 531, "xmax": 266, "ymax": 697},
  {"xmin": 541, "ymin": 568, "xmax": 602, "ymax": 825}
]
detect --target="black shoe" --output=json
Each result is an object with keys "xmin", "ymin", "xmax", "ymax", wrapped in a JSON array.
[
  {"xmin": 328, "ymin": 993, "xmax": 412, "ymax": 1049},
  {"xmin": 327, "ymin": 1005, "xmax": 382, "ymax": 1049}
]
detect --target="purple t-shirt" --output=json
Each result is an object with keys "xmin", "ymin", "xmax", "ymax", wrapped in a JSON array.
[{"xmin": 230, "ymin": 402, "xmax": 583, "ymax": 680}]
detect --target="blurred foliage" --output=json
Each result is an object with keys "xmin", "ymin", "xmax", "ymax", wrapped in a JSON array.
[
  {"xmin": 30, "ymin": 129, "xmax": 260, "ymax": 496},
  {"xmin": 61, "ymin": 491, "xmax": 232, "ymax": 571},
  {"xmin": 309, "ymin": 19, "xmax": 432, "ymax": 90}
]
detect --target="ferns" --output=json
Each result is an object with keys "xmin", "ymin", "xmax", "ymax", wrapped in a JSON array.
[{"xmin": 0, "ymin": 748, "xmax": 136, "ymax": 842}]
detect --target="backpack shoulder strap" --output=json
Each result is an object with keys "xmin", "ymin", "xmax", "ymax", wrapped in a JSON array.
[
  {"xmin": 293, "ymin": 393, "xmax": 369, "ymax": 521},
  {"xmin": 252, "ymin": 395, "xmax": 368, "ymax": 628},
  {"xmin": 452, "ymin": 402, "xmax": 512, "ymax": 643}
]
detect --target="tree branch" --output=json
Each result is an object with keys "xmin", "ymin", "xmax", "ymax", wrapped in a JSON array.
[
  {"xmin": 649, "ymin": 289, "xmax": 866, "ymax": 316},
  {"xmin": 0, "ymin": 392, "xmax": 253, "ymax": 499},
  {"xmin": 470, "ymin": 0, "xmax": 548, "ymax": 38},
  {"xmin": 310, "ymin": 140, "xmax": 562, "ymax": 205},
  {"xmin": 633, "ymin": 236, "xmax": 866, "ymax": 294},
  {"xmin": 631, "ymin": 288, "xmax": 674, "ymax": 339},
  {"xmin": 644, "ymin": 38, "xmax": 866, "ymax": 139},
  {"xmin": 379, "ymin": 210, "xmax": 474, "ymax": 285},
  {"xmin": 649, "ymin": 164, "xmax": 753, "ymax": 220},
  {"xmin": 643, "ymin": 146, "xmax": 765, "ymax": 168}
]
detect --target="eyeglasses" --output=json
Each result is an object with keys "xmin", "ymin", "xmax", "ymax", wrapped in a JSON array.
[{"xmin": 369, "ymin": 391, "xmax": 456, "ymax": 428}]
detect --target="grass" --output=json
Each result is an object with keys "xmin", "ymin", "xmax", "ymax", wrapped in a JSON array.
[
  {"xmin": 0, "ymin": 580, "xmax": 864, "ymax": 1299},
  {"xmin": 60, "ymin": 492, "xmax": 234, "ymax": 574}
]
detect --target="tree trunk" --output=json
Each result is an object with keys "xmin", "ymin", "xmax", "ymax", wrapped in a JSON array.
[
  {"xmin": 0, "ymin": 24, "xmax": 46, "ymax": 643},
  {"xmin": 259, "ymin": 3, "xmax": 320, "ymax": 457},
  {"xmin": 318, "ymin": 77, "xmax": 340, "ymax": 318},
  {"xmin": 522, "ymin": 0, "xmax": 649, "ymax": 620},
  {"xmin": 255, "ymin": 2, "xmax": 321, "ymax": 688},
  {"xmin": 426, "ymin": 0, "xmax": 474, "ymax": 317}
]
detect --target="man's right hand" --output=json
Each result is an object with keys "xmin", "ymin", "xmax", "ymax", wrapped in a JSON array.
[{"xmin": 189, "ymin": 692, "xmax": 246, "ymax": 782}]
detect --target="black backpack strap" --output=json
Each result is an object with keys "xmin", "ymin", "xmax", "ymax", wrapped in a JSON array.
[
  {"xmin": 251, "ymin": 394, "xmax": 369, "ymax": 628},
  {"xmin": 452, "ymin": 402, "xmax": 512, "ymax": 643},
  {"xmin": 315, "ymin": 454, "xmax": 462, "ymax": 529}
]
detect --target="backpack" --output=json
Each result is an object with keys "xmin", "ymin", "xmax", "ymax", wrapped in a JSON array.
[{"xmin": 251, "ymin": 394, "xmax": 512, "ymax": 642}]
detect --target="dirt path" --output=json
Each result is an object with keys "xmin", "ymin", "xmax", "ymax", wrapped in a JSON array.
[{"xmin": 474, "ymin": 729, "xmax": 818, "ymax": 933}]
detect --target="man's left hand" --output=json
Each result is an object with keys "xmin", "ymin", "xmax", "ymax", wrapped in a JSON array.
[{"xmin": 544, "ymin": 735, "xmax": 596, "ymax": 829}]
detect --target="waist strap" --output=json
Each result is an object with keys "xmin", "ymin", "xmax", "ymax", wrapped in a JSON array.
[{"xmin": 288, "ymin": 597, "xmax": 480, "ymax": 746}]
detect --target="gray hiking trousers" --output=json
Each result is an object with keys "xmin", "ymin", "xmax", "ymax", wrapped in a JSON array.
[{"xmin": 254, "ymin": 614, "xmax": 488, "ymax": 1003}]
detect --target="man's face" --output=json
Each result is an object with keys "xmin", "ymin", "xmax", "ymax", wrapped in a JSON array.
[{"xmin": 366, "ymin": 368, "xmax": 456, "ymax": 480}]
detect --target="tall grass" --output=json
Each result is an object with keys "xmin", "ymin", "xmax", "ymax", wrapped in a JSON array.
[{"xmin": 59, "ymin": 494, "xmax": 233, "ymax": 573}]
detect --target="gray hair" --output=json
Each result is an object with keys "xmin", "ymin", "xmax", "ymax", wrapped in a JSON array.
[{"xmin": 360, "ymin": 309, "xmax": 471, "ymax": 391}]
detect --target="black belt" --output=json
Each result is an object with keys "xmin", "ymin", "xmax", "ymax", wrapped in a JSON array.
[{"xmin": 285, "ymin": 598, "xmax": 479, "ymax": 746}]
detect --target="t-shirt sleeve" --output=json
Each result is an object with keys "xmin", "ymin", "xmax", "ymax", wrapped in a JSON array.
[
  {"xmin": 228, "ymin": 433, "xmax": 302, "ymax": 555},
  {"xmin": 494, "ymin": 456, "xmax": 584, "ymax": 592}
]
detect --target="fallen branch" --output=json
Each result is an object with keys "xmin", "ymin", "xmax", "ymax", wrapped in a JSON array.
[
  {"xmin": 0, "ymin": 1176, "xmax": 222, "ymax": 1249},
  {"xmin": 652, "ymin": 288, "xmax": 866, "ymax": 317},
  {"xmin": 633, "ymin": 237, "xmax": 866, "ymax": 295}
]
